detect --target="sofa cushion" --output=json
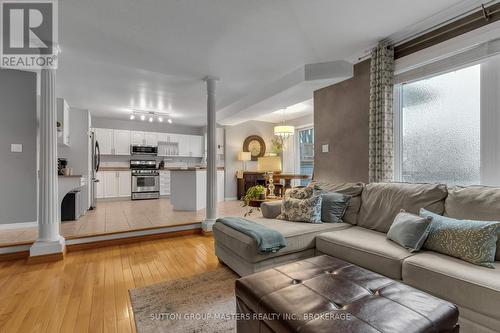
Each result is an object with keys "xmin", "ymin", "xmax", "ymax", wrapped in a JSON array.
[
  {"xmin": 309, "ymin": 181, "xmax": 364, "ymax": 225},
  {"xmin": 358, "ymin": 182, "xmax": 448, "ymax": 233},
  {"xmin": 213, "ymin": 218, "xmax": 351, "ymax": 263},
  {"xmin": 316, "ymin": 226, "xmax": 415, "ymax": 279},
  {"xmin": 402, "ymin": 252, "xmax": 500, "ymax": 323},
  {"xmin": 445, "ymin": 186, "xmax": 500, "ymax": 261}
]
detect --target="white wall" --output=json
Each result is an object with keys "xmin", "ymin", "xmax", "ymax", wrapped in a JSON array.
[
  {"xmin": 0, "ymin": 69, "xmax": 37, "ymax": 224},
  {"xmin": 224, "ymin": 120, "xmax": 275, "ymax": 199},
  {"xmin": 58, "ymin": 108, "xmax": 91, "ymax": 210}
]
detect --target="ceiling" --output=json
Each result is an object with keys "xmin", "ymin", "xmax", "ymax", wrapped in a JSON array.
[{"xmin": 56, "ymin": 0, "xmax": 474, "ymax": 126}]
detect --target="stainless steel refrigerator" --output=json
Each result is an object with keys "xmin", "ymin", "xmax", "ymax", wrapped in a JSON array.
[{"xmin": 89, "ymin": 130, "xmax": 100, "ymax": 210}]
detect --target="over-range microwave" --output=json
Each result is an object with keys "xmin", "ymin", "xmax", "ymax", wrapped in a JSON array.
[{"xmin": 130, "ymin": 145, "xmax": 158, "ymax": 156}]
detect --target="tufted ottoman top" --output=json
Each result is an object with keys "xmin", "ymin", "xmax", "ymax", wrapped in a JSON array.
[{"xmin": 235, "ymin": 255, "xmax": 459, "ymax": 333}]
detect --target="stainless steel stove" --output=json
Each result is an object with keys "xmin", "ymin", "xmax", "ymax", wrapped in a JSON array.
[{"xmin": 130, "ymin": 160, "xmax": 160, "ymax": 200}]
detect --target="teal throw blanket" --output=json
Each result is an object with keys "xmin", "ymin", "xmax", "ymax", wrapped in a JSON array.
[{"xmin": 216, "ymin": 217, "xmax": 287, "ymax": 254}]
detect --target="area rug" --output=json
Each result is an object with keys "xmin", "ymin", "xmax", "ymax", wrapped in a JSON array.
[{"xmin": 129, "ymin": 268, "xmax": 238, "ymax": 333}]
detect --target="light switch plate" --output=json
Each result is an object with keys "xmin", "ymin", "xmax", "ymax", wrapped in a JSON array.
[
  {"xmin": 321, "ymin": 144, "xmax": 329, "ymax": 153},
  {"xmin": 11, "ymin": 144, "xmax": 23, "ymax": 153}
]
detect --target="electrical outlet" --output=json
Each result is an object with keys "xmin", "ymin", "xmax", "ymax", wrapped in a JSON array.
[
  {"xmin": 11, "ymin": 144, "xmax": 23, "ymax": 153},
  {"xmin": 321, "ymin": 144, "xmax": 329, "ymax": 153}
]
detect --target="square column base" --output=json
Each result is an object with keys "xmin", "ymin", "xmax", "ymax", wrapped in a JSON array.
[
  {"xmin": 30, "ymin": 235, "xmax": 65, "ymax": 257},
  {"xmin": 202, "ymin": 218, "xmax": 216, "ymax": 232}
]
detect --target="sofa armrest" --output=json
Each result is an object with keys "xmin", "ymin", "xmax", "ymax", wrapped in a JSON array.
[{"xmin": 261, "ymin": 201, "xmax": 282, "ymax": 219}]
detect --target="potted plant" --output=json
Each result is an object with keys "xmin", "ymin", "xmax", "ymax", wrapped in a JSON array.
[{"xmin": 242, "ymin": 185, "xmax": 266, "ymax": 216}]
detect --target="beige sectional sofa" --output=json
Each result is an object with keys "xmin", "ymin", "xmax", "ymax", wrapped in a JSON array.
[{"xmin": 212, "ymin": 182, "xmax": 500, "ymax": 333}]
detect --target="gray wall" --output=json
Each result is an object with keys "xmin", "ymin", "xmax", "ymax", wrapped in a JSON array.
[
  {"xmin": 224, "ymin": 120, "xmax": 275, "ymax": 199},
  {"xmin": 58, "ymin": 108, "xmax": 91, "ymax": 211},
  {"xmin": 313, "ymin": 60, "xmax": 370, "ymax": 183},
  {"xmin": 92, "ymin": 117, "xmax": 204, "ymax": 135},
  {"xmin": 0, "ymin": 69, "xmax": 37, "ymax": 224}
]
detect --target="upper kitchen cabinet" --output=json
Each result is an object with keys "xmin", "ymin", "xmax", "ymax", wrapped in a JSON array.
[
  {"xmin": 131, "ymin": 131, "xmax": 145, "ymax": 145},
  {"xmin": 144, "ymin": 132, "xmax": 158, "ymax": 146},
  {"xmin": 113, "ymin": 130, "xmax": 131, "ymax": 155},
  {"xmin": 94, "ymin": 128, "xmax": 114, "ymax": 155},
  {"xmin": 57, "ymin": 98, "xmax": 70, "ymax": 146},
  {"xmin": 178, "ymin": 134, "xmax": 190, "ymax": 156},
  {"xmin": 190, "ymin": 135, "xmax": 203, "ymax": 157}
]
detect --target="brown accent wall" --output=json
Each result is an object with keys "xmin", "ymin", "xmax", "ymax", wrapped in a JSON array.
[{"xmin": 313, "ymin": 59, "xmax": 370, "ymax": 183}]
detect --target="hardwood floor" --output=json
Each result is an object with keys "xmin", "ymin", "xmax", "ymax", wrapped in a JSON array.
[
  {"xmin": 0, "ymin": 234, "xmax": 221, "ymax": 333},
  {"xmin": 0, "ymin": 199, "xmax": 246, "ymax": 246}
]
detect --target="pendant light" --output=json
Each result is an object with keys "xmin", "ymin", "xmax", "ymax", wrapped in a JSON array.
[{"xmin": 273, "ymin": 108, "xmax": 295, "ymax": 139}]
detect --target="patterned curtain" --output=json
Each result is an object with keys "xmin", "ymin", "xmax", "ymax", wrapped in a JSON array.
[{"xmin": 369, "ymin": 42, "xmax": 395, "ymax": 183}]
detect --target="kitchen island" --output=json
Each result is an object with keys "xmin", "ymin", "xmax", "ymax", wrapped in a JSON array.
[{"xmin": 170, "ymin": 168, "xmax": 225, "ymax": 211}]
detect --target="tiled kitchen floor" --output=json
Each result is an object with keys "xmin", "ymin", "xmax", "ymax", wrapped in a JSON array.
[{"xmin": 0, "ymin": 199, "xmax": 248, "ymax": 246}]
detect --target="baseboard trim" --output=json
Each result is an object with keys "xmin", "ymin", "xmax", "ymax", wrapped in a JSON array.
[
  {"xmin": 27, "ymin": 250, "xmax": 65, "ymax": 264},
  {"xmin": 66, "ymin": 223, "xmax": 202, "ymax": 251},
  {"xmin": 0, "ymin": 250, "xmax": 30, "ymax": 261},
  {"xmin": 224, "ymin": 197, "xmax": 238, "ymax": 201},
  {"xmin": 0, "ymin": 221, "xmax": 37, "ymax": 230}
]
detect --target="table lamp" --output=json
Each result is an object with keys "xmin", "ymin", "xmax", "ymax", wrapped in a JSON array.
[
  {"xmin": 238, "ymin": 151, "xmax": 251, "ymax": 171},
  {"xmin": 257, "ymin": 156, "xmax": 282, "ymax": 198}
]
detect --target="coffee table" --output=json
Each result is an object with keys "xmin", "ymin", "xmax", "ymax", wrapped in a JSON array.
[{"xmin": 235, "ymin": 255, "xmax": 459, "ymax": 333}]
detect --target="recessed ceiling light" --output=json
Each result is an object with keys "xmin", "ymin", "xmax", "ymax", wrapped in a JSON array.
[
  {"xmin": 149, "ymin": 117, "xmax": 153, "ymax": 122},
  {"xmin": 140, "ymin": 115, "xmax": 146, "ymax": 121},
  {"xmin": 130, "ymin": 114, "xmax": 135, "ymax": 120},
  {"xmin": 167, "ymin": 118, "xmax": 173, "ymax": 124},
  {"xmin": 158, "ymin": 117, "xmax": 163, "ymax": 122}
]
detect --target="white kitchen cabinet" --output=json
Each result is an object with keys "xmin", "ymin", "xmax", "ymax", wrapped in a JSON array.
[
  {"xmin": 98, "ymin": 171, "xmax": 131, "ymax": 198},
  {"xmin": 178, "ymin": 134, "xmax": 190, "ymax": 156},
  {"xmin": 144, "ymin": 132, "xmax": 158, "ymax": 146},
  {"xmin": 94, "ymin": 128, "xmax": 114, "ymax": 155},
  {"xmin": 190, "ymin": 135, "xmax": 203, "ymax": 157},
  {"xmin": 131, "ymin": 131, "xmax": 145, "ymax": 145},
  {"xmin": 96, "ymin": 171, "xmax": 104, "ymax": 199},
  {"xmin": 113, "ymin": 130, "xmax": 131, "ymax": 155},
  {"xmin": 118, "ymin": 171, "xmax": 131, "ymax": 197},
  {"xmin": 157, "ymin": 132, "xmax": 168, "ymax": 143},
  {"xmin": 159, "ymin": 171, "xmax": 170, "ymax": 196},
  {"xmin": 103, "ymin": 171, "xmax": 118, "ymax": 198},
  {"xmin": 57, "ymin": 98, "xmax": 70, "ymax": 146}
]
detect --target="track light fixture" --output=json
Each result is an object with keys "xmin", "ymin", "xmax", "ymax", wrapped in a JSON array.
[{"xmin": 130, "ymin": 110, "xmax": 173, "ymax": 124}]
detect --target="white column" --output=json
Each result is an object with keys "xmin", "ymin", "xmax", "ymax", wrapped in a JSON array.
[
  {"xmin": 30, "ymin": 69, "xmax": 65, "ymax": 257},
  {"xmin": 202, "ymin": 76, "xmax": 219, "ymax": 232}
]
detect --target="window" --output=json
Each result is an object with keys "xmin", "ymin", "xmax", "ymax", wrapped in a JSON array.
[
  {"xmin": 298, "ymin": 128, "xmax": 314, "ymax": 186},
  {"xmin": 395, "ymin": 54, "xmax": 500, "ymax": 186}
]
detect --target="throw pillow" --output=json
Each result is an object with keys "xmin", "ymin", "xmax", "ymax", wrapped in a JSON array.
[
  {"xmin": 321, "ymin": 192, "xmax": 351, "ymax": 223},
  {"xmin": 420, "ymin": 209, "xmax": 500, "ymax": 268},
  {"xmin": 387, "ymin": 210, "xmax": 432, "ymax": 252},
  {"xmin": 285, "ymin": 186, "xmax": 316, "ymax": 199},
  {"xmin": 278, "ymin": 195, "xmax": 323, "ymax": 223}
]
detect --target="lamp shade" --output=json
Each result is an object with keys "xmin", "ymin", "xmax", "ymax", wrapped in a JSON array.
[
  {"xmin": 257, "ymin": 156, "xmax": 282, "ymax": 173},
  {"xmin": 238, "ymin": 151, "xmax": 251, "ymax": 161},
  {"xmin": 273, "ymin": 125, "xmax": 295, "ymax": 138}
]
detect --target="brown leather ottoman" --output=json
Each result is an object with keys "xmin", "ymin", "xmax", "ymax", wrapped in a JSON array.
[{"xmin": 235, "ymin": 255, "xmax": 459, "ymax": 333}]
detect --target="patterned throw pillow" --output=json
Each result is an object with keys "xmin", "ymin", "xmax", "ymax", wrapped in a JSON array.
[
  {"xmin": 420, "ymin": 209, "xmax": 500, "ymax": 268},
  {"xmin": 278, "ymin": 195, "xmax": 323, "ymax": 223},
  {"xmin": 285, "ymin": 186, "xmax": 316, "ymax": 199}
]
